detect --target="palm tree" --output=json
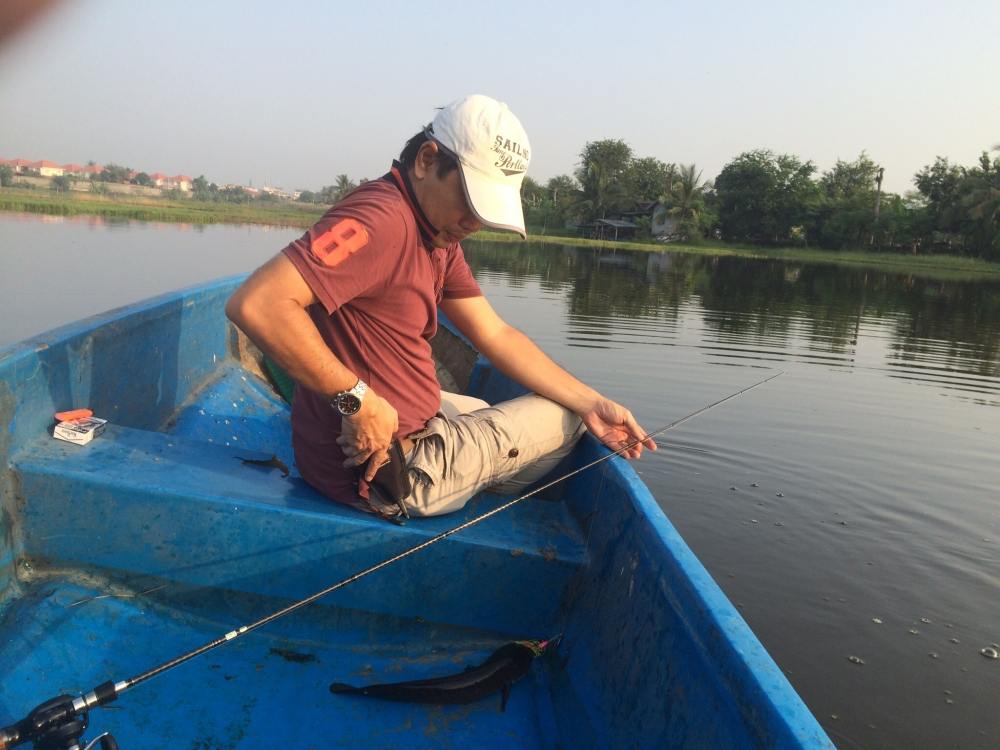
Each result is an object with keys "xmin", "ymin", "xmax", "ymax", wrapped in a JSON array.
[
  {"xmin": 655, "ymin": 164, "xmax": 705, "ymax": 240},
  {"xmin": 332, "ymin": 174, "xmax": 357, "ymax": 202},
  {"xmin": 669, "ymin": 164, "xmax": 705, "ymax": 223},
  {"xmin": 663, "ymin": 163, "xmax": 679, "ymax": 202}
]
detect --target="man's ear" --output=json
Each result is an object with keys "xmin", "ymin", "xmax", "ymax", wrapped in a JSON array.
[{"xmin": 412, "ymin": 140, "xmax": 440, "ymax": 180}]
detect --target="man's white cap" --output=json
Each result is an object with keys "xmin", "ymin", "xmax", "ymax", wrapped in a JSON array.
[{"xmin": 428, "ymin": 94, "xmax": 530, "ymax": 239}]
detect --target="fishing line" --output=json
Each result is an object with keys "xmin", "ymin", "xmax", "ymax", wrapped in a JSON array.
[{"xmin": 0, "ymin": 370, "xmax": 782, "ymax": 749}]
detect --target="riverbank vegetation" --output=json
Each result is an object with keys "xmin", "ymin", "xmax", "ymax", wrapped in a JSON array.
[
  {"xmin": 523, "ymin": 140, "xmax": 1000, "ymax": 262},
  {"xmin": 0, "ymin": 186, "xmax": 324, "ymax": 227},
  {"xmin": 3, "ymin": 139, "xmax": 1000, "ymax": 280}
]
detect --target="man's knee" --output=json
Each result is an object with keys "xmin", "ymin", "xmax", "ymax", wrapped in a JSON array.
[{"xmin": 439, "ymin": 391, "xmax": 490, "ymax": 420}]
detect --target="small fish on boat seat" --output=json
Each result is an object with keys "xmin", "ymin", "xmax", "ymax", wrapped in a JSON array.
[
  {"xmin": 238, "ymin": 453, "xmax": 290, "ymax": 477},
  {"xmin": 330, "ymin": 638, "xmax": 557, "ymax": 711}
]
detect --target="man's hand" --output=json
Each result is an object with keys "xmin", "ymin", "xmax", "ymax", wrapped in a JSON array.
[
  {"xmin": 337, "ymin": 393, "xmax": 399, "ymax": 481},
  {"xmin": 580, "ymin": 398, "xmax": 657, "ymax": 459}
]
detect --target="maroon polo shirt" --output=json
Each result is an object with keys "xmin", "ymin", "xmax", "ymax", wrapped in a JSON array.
[{"xmin": 282, "ymin": 164, "xmax": 482, "ymax": 507}]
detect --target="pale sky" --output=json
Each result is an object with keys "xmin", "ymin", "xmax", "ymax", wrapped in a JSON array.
[{"xmin": 1, "ymin": 0, "xmax": 997, "ymax": 195}]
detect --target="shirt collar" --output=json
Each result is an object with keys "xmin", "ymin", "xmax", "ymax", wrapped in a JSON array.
[{"xmin": 385, "ymin": 160, "xmax": 439, "ymax": 250}]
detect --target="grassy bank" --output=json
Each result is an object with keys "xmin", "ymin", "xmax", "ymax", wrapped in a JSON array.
[
  {"xmin": 0, "ymin": 188, "xmax": 324, "ymax": 228},
  {"xmin": 479, "ymin": 230, "xmax": 1000, "ymax": 281},
  {"xmin": 4, "ymin": 187, "xmax": 999, "ymax": 281}
]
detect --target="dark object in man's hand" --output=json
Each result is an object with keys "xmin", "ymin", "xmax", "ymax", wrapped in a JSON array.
[{"xmin": 367, "ymin": 438, "xmax": 412, "ymax": 516}]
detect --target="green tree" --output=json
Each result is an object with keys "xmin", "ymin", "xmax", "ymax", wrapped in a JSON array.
[
  {"xmin": 520, "ymin": 176, "xmax": 545, "ymax": 209},
  {"xmin": 192, "ymin": 175, "xmax": 217, "ymax": 201},
  {"xmin": 333, "ymin": 174, "xmax": 357, "ymax": 202},
  {"xmin": 539, "ymin": 174, "xmax": 580, "ymax": 229},
  {"xmin": 715, "ymin": 149, "xmax": 819, "ymax": 244},
  {"xmin": 624, "ymin": 157, "xmax": 674, "ymax": 205},
  {"xmin": 132, "ymin": 172, "xmax": 154, "ymax": 187},
  {"xmin": 666, "ymin": 163, "xmax": 706, "ymax": 239},
  {"xmin": 575, "ymin": 139, "xmax": 633, "ymax": 221},
  {"xmin": 877, "ymin": 192, "xmax": 927, "ymax": 253},
  {"xmin": 914, "ymin": 156, "xmax": 964, "ymax": 236},
  {"xmin": 316, "ymin": 175, "xmax": 357, "ymax": 204},
  {"xmin": 51, "ymin": 175, "xmax": 71, "ymax": 192},
  {"xmin": 958, "ymin": 149, "xmax": 1000, "ymax": 259},
  {"xmin": 656, "ymin": 164, "xmax": 709, "ymax": 240},
  {"xmin": 813, "ymin": 153, "xmax": 881, "ymax": 249},
  {"xmin": 0, "ymin": 164, "xmax": 13, "ymax": 187},
  {"xmin": 96, "ymin": 163, "xmax": 133, "ymax": 183}
]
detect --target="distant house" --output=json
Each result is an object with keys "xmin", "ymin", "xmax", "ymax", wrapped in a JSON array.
[
  {"xmin": 576, "ymin": 218, "xmax": 639, "ymax": 241},
  {"xmin": 617, "ymin": 201, "xmax": 659, "ymax": 224},
  {"xmin": 0, "ymin": 158, "xmax": 31, "ymax": 173},
  {"xmin": 83, "ymin": 164, "xmax": 104, "ymax": 177},
  {"xmin": 649, "ymin": 204, "xmax": 681, "ymax": 240},
  {"xmin": 29, "ymin": 160, "xmax": 65, "ymax": 177},
  {"xmin": 149, "ymin": 172, "xmax": 169, "ymax": 187},
  {"xmin": 618, "ymin": 201, "xmax": 682, "ymax": 241},
  {"xmin": 576, "ymin": 201, "xmax": 683, "ymax": 242},
  {"xmin": 62, "ymin": 163, "xmax": 85, "ymax": 176}
]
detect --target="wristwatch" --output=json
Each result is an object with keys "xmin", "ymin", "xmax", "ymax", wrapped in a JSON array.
[{"xmin": 331, "ymin": 378, "xmax": 368, "ymax": 416}]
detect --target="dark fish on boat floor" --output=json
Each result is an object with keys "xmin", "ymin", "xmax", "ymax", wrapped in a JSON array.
[
  {"xmin": 330, "ymin": 638, "xmax": 556, "ymax": 711},
  {"xmin": 238, "ymin": 454, "xmax": 289, "ymax": 477}
]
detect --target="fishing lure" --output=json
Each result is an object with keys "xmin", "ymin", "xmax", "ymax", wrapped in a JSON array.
[{"xmin": 330, "ymin": 638, "xmax": 556, "ymax": 711}]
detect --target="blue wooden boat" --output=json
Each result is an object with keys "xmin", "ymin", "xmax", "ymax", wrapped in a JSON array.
[{"xmin": 0, "ymin": 277, "xmax": 834, "ymax": 749}]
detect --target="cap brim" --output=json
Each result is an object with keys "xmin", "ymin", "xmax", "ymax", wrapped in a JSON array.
[{"xmin": 458, "ymin": 166, "xmax": 527, "ymax": 240}]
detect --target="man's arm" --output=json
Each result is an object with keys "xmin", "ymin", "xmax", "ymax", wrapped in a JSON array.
[
  {"xmin": 439, "ymin": 295, "xmax": 656, "ymax": 458},
  {"xmin": 225, "ymin": 253, "xmax": 399, "ymax": 479}
]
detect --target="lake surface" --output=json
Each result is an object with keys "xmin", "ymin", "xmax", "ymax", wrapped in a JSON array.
[{"xmin": 3, "ymin": 212, "xmax": 1000, "ymax": 749}]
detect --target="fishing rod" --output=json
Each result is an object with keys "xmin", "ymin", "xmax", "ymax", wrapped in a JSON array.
[{"xmin": 0, "ymin": 370, "xmax": 782, "ymax": 750}]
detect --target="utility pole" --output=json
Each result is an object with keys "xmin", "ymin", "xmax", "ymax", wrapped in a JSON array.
[{"xmin": 871, "ymin": 166, "xmax": 884, "ymax": 246}]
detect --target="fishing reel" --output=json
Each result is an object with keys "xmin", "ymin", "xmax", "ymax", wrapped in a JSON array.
[{"xmin": 0, "ymin": 695, "xmax": 118, "ymax": 750}]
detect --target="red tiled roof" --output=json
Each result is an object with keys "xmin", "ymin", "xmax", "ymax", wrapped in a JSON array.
[
  {"xmin": 29, "ymin": 160, "xmax": 63, "ymax": 168},
  {"xmin": 62, "ymin": 163, "xmax": 85, "ymax": 172},
  {"xmin": 150, "ymin": 172, "xmax": 168, "ymax": 180},
  {"xmin": 173, "ymin": 175, "xmax": 193, "ymax": 182}
]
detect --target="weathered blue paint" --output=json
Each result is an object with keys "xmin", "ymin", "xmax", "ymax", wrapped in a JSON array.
[{"xmin": 0, "ymin": 277, "xmax": 834, "ymax": 748}]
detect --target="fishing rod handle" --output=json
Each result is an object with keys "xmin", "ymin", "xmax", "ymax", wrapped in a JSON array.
[{"xmin": 0, "ymin": 681, "xmax": 120, "ymax": 749}]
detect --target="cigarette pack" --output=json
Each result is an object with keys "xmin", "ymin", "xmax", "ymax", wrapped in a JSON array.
[{"xmin": 53, "ymin": 417, "xmax": 108, "ymax": 445}]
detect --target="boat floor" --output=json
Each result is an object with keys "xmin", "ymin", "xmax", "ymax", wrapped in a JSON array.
[{"xmin": 1, "ymin": 568, "xmax": 565, "ymax": 749}]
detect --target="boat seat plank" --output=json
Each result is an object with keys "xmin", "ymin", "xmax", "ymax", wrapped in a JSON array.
[{"xmin": 13, "ymin": 418, "xmax": 587, "ymax": 635}]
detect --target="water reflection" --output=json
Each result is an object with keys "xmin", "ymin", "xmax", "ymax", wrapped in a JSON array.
[
  {"xmin": 466, "ymin": 236, "xmax": 1000, "ymax": 749},
  {"xmin": 465, "ymin": 240, "xmax": 1000, "ymax": 403}
]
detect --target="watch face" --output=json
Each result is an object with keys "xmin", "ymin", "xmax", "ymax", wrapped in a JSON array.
[{"xmin": 336, "ymin": 393, "xmax": 362, "ymax": 415}]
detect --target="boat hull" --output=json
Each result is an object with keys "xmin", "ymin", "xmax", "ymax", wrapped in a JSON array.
[{"xmin": 0, "ymin": 277, "xmax": 833, "ymax": 748}]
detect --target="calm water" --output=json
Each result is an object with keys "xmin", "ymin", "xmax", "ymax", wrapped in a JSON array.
[{"xmin": 3, "ymin": 213, "xmax": 1000, "ymax": 749}]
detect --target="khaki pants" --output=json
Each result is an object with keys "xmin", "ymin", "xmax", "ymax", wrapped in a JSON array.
[{"xmin": 383, "ymin": 392, "xmax": 585, "ymax": 517}]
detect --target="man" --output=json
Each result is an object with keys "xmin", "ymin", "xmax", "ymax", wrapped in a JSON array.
[{"xmin": 226, "ymin": 94, "xmax": 655, "ymax": 518}]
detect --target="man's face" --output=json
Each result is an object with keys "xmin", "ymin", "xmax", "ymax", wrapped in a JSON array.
[{"xmin": 411, "ymin": 143, "xmax": 483, "ymax": 247}]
